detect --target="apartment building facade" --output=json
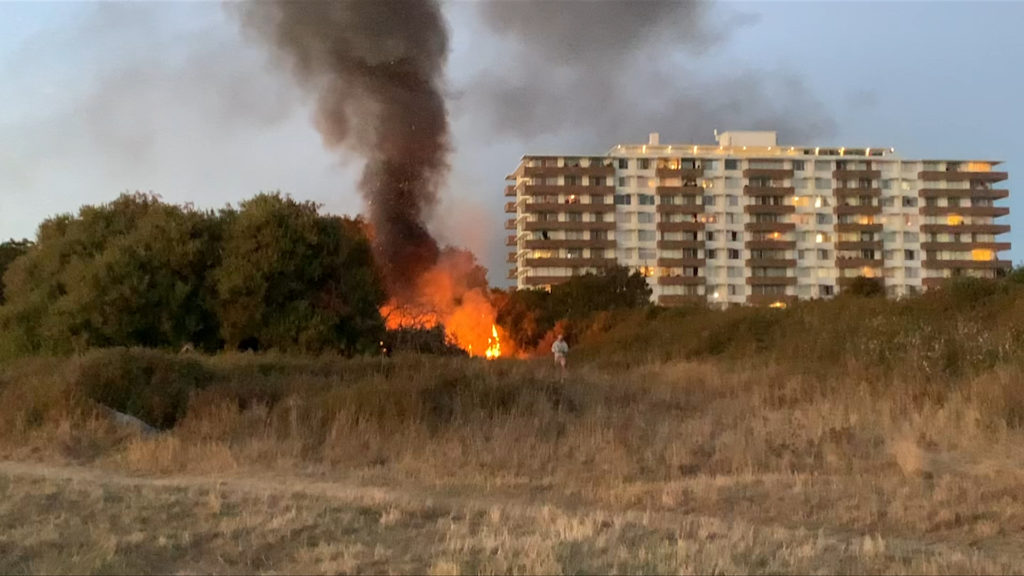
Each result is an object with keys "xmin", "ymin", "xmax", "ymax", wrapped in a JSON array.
[{"xmin": 504, "ymin": 131, "xmax": 1011, "ymax": 307}]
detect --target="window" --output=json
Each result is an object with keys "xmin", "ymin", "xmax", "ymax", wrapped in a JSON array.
[
  {"xmin": 903, "ymin": 232, "xmax": 918, "ymax": 242},
  {"xmin": 725, "ymin": 178, "xmax": 741, "ymax": 190},
  {"xmin": 617, "ymin": 177, "xmax": 626, "ymax": 187},
  {"xmin": 705, "ymin": 231, "xmax": 715, "ymax": 242},
  {"xmin": 638, "ymin": 230, "xmax": 656, "ymax": 242},
  {"xmin": 727, "ymin": 266, "xmax": 744, "ymax": 278},
  {"xmin": 565, "ymin": 175, "xmax": 578, "ymax": 186},
  {"xmin": 707, "ymin": 249, "xmax": 717, "ymax": 260},
  {"xmin": 638, "ymin": 158, "xmax": 650, "ymax": 170},
  {"xmin": 792, "ymin": 160, "xmax": 805, "ymax": 171},
  {"xmin": 638, "ymin": 248, "xmax": 656, "ymax": 260},
  {"xmin": 703, "ymin": 196, "xmax": 715, "ymax": 207},
  {"xmin": 725, "ymin": 159, "xmax": 739, "ymax": 170},
  {"xmin": 815, "ymin": 178, "xmax": 831, "ymax": 190},
  {"xmin": 820, "ymin": 285, "xmax": 834, "ymax": 297},
  {"xmin": 816, "ymin": 213, "xmax": 833, "ymax": 225},
  {"xmin": 638, "ymin": 212, "xmax": 654, "ymax": 224},
  {"xmin": 817, "ymin": 249, "xmax": 830, "ymax": 260},
  {"xmin": 614, "ymin": 194, "xmax": 631, "ymax": 205},
  {"xmin": 618, "ymin": 158, "xmax": 628, "ymax": 169},
  {"xmin": 729, "ymin": 231, "xmax": 739, "ymax": 242},
  {"xmin": 566, "ymin": 248, "xmax": 584, "ymax": 258},
  {"xmin": 638, "ymin": 194, "xmax": 655, "ymax": 206},
  {"xmin": 591, "ymin": 176, "xmax": 605, "ymax": 187},
  {"xmin": 728, "ymin": 285, "xmax": 740, "ymax": 296},
  {"xmin": 728, "ymin": 249, "xmax": 741, "ymax": 260},
  {"xmin": 882, "ymin": 197, "xmax": 895, "ymax": 208},
  {"xmin": 815, "ymin": 160, "xmax": 831, "ymax": 172},
  {"xmin": 882, "ymin": 179, "xmax": 893, "ymax": 190},
  {"xmin": 902, "ymin": 197, "xmax": 918, "ymax": 208},
  {"xmin": 904, "ymin": 250, "xmax": 916, "ymax": 261},
  {"xmin": 567, "ymin": 212, "xmax": 582, "ymax": 222},
  {"xmin": 900, "ymin": 180, "xmax": 912, "ymax": 191},
  {"xmin": 727, "ymin": 195, "xmax": 739, "ymax": 207}
]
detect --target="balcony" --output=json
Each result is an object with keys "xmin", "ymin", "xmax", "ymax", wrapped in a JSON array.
[
  {"xmin": 746, "ymin": 276, "xmax": 798, "ymax": 286},
  {"xmin": 742, "ymin": 168, "xmax": 794, "ymax": 179},
  {"xmin": 506, "ymin": 235, "xmax": 517, "ymax": 247},
  {"xmin": 524, "ymin": 257, "xmax": 616, "ymax": 268},
  {"xmin": 656, "ymin": 203, "xmax": 705, "ymax": 214},
  {"xmin": 657, "ymin": 239, "xmax": 703, "ymax": 250},
  {"xmin": 832, "ymin": 169, "xmax": 881, "ymax": 180},
  {"xmin": 523, "ymin": 185, "xmax": 615, "ymax": 196},
  {"xmin": 524, "ymin": 202, "xmax": 616, "ymax": 213},
  {"xmin": 506, "ymin": 252, "xmax": 518, "ymax": 263},
  {"xmin": 507, "ymin": 268, "xmax": 518, "ymax": 280},
  {"xmin": 504, "ymin": 185, "xmax": 517, "ymax": 197},
  {"xmin": 655, "ymin": 185, "xmax": 704, "ymax": 196},
  {"xmin": 523, "ymin": 164, "xmax": 614, "ymax": 177},
  {"xmin": 746, "ymin": 258, "xmax": 797, "ymax": 268},
  {"xmin": 655, "ymin": 167, "xmax": 704, "ymax": 179},
  {"xmin": 656, "ymin": 257, "xmax": 706, "ymax": 268},
  {"xmin": 835, "ymin": 205, "xmax": 882, "ymax": 215},
  {"xmin": 657, "ymin": 275, "xmax": 705, "ymax": 286},
  {"xmin": 523, "ymin": 239, "xmax": 616, "ymax": 250},
  {"xmin": 835, "ymin": 240, "xmax": 883, "ymax": 251},
  {"xmin": 918, "ymin": 170, "xmax": 1008, "ymax": 183},
  {"xmin": 522, "ymin": 275, "xmax": 572, "ymax": 287},
  {"xmin": 744, "ymin": 222, "xmax": 796, "ymax": 232},
  {"xmin": 835, "ymin": 257, "xmax": 884, "ymax": 269},
  {"xmin": 920, "ymin": 223, "xmax": 1011, "ymax": 235},
  {"xmin": 657, "ymin": 221, "xmax": 704, "ymax": 232},
  {"xmin": 504, "ymin": 219, "xmax": 517, "ymax": 230},
  {"xmin": 504, "ymin": 202, "xmax": 517, "ymax": 213},
  {"xmin": 524, "ymin": 221, "xmax": 616, "ymax": 232},
  {"xmin": 921, "ymin": 259, "xmax": 1011, "ymax": 270},
  {"xmin": 919, "ymin": 188, "xmax": 1008, "ymax": 200},
  {"xmin": 920, "ymin": 242, "xmax": 1010, "ymax": 252},
  {"xmin": 835, "ymin": 222, "xmax": 883, "ymax": 233},
  {"xmin": 919, "ymin": 206, "xmax": 1009, "ymax": 218},
  {"xmin": 745, "ymin": 240, "xmax": 796, "ymax": 250},
  {"xmin": 743, "ymin": 204, "xmax": 795, "ymax": 215},
  {"xmin": 743, "ymin": 186, "xmax": 794, "ymax": 196}
]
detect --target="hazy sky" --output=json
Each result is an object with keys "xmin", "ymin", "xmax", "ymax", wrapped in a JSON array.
[{"xmin": 1, "ymin": 1, "xmax": 1021, "ymax": 286}]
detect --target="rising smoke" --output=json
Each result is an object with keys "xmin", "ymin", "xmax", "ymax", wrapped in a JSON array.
[
  {"xmin": 468, "ymin": 0, "xmax": 835, "ymax": 146},
  {"xmin": 235, "ymin": 1, "xmax": 450, "ymax": 296}
]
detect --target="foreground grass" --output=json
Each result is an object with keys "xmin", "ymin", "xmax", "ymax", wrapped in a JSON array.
[
  {"xmin": 3, "ymin": 456, "xmax": 1023, "ymax": 575},
  {"xmin": 5, "ymin": 285, "xmax": 1024, "ymax": 573}
]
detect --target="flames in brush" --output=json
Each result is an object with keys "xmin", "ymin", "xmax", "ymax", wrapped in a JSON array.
[{"xmin": 380, "ymin": 248, "xmax": 502, "ymax": 359}]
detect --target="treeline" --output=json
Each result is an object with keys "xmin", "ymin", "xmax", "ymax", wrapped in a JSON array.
[
  {"xmin": 0, "ymin": 193, "xmax": 658, "ymax": 360},
  {"xmin": 0, "ymin": 193, "xmax": 384, "ymax": 357}
]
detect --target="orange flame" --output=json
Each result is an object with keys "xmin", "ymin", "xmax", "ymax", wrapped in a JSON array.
[
  {"xmin": 380, "ymin": 249, "xmax": 504, "ymax": 359},
  {"xmin": 485, "ymin": 324, "xmax": 501, "ymax": 360}
]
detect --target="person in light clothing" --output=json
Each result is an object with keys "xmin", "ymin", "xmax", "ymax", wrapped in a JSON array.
[{"xmin": 551, "ymin": 333, "xmax": 569, "ymax": 379}]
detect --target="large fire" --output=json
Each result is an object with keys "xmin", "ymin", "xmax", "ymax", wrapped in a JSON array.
[{"xmin": 380, "ymin": 249, "xmax": 503, "ymax": 359}]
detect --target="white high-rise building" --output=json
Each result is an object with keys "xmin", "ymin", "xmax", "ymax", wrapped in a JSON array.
[{"xmin": 504, "ymin": 131, "xmax": 1010, "ymax": 307}]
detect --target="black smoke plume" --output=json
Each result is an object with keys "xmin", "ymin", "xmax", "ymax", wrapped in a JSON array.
[{"xmin": 236, "ymin": 1, "xmax": 449, "ymax": 295}]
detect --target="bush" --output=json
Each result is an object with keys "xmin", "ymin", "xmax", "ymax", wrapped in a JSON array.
[{"xmin": 73, "ymin": 348, "xmax": 212, "ymax": 429}]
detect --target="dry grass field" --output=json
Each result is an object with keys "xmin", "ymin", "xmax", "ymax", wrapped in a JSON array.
[{"xmin": 3, "ymin": 289, "xmax": 1024, "ymax": 573}]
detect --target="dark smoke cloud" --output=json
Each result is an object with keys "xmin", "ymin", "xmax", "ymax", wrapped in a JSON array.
[
  {"xmin": 467, "ymin": 0, "xmax": 835, "ymax": 146},
  {"xmin": 236, "ymin": 1, "xmax": 451, "ymax": 294}
]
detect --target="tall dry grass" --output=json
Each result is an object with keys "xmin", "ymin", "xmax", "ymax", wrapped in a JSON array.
[{"xmin": 4, "ymin": 286, "xmax": 1024, "ymax": 572}]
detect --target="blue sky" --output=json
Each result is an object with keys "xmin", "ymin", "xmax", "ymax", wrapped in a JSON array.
[{"xmin": 1, "ymin": 1, "xmax": 1021, "ymax": 286}]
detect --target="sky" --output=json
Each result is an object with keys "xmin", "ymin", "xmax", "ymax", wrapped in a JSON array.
[{"xmin": 1, "ymin": 0, "xmax": 1021, "ymax": 287}]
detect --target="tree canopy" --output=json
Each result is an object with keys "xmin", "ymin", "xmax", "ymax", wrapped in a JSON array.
[{"xmin": 0, "ymin": 193, "xmax": 384, "ymax": 356}]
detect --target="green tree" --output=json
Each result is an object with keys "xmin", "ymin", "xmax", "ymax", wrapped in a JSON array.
[
  {"xmin": 0, "ymin": 239, "xmax": 33, "ymax": 305},
  {"xmin": 214, "ymin": 193, "xmax": 385, "ymax": 353},
  {"xmin": 0, "ymin": 193, "xmax": 222, "ymax": 353}
]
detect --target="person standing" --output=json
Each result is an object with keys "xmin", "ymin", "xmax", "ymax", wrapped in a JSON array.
[{"xmin": 551, "ymin": 333, "xmax": 569, "ymax": 380}]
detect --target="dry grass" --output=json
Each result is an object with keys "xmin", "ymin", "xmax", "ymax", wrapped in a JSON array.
[{"xmin": 4, "ymin": 291, "xmax": 1024, "ymax": 573}]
